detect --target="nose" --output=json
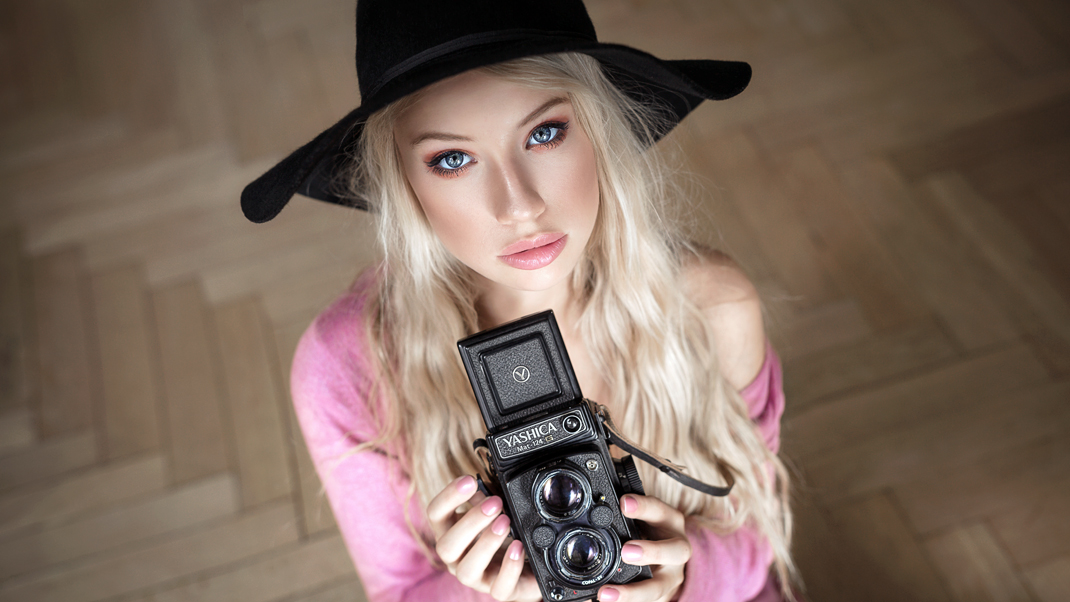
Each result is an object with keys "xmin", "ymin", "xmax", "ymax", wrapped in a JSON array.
[{"xmin": 488, "ymin": 156, "xmax": 545, "ymax": 224}]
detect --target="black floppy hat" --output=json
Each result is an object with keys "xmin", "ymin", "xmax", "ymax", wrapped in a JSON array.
[{"xmin": 241, "ymin": 0, "xmax": 751, "ymax": 223}]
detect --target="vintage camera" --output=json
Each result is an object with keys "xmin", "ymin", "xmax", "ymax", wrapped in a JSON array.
[{"xmin": 457, "ymin": 311, "xmax": 653, "ymax": 601}]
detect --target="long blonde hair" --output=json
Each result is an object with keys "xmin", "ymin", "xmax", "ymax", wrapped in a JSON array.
[{"xmin": 348, "ymin": 52, "xmax": 794, "ymax": 589}]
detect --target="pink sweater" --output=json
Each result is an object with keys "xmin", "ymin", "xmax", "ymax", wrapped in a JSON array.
[{"xmin": 291, "ymin": 275, "xmax": 786, "ymax": 602}]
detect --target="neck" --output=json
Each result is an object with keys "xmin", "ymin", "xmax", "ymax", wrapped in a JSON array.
[{"xmin": 473, "ymin": 273, "xmax": 578, "ymax": 329}]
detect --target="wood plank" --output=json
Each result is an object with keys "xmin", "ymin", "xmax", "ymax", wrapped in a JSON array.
[
  {"xmin": 990, "ymin": 473, "xmax": 1070, "ymax": 568},
  {"xmin": 776, "ymin": 145, "xmax": 931, "ymax": 331},
  {"xmin": 24, "ymin": 147, "xmax": 254, "ymax": 256},
  {"xmin": 804, "ymin": 380, "xmax": 1070, "ymax": 501},
  {"xmin": 30, "ymin": 248, "xmax": 96, "ymax": 436},
  {"xmin": 0, "ymin": 454, "xmax": 165, "ymax": 537},
  {"xmin": 895, "ymin": 436, "xmax": 1070, "ymax": 535},
  {"xmin": 135, "ymin": 533, "xmax": 353, "ymax": 602},
  {"xmin": 152, "ymin": 281, "xmax": 230, "ymax": 484},
  {"xmin": 0, "ymin": 409, "xmax": 33, "ymax": 454},
  {"xmin": 791, "ymin": 492, "xmax": 913, "ymax": 602},
  {"xmin": 949, "ymin": 0, "xmax": 1069, "ymax": 73},
  {"xmin": 847, "ymin": 160, "xmax": 1020, "ymax": 351},
  {"xmin": 925, "ymin": 523, "xmax": 1033, "ymax": 602},
  {"xmin": 89, "ymin": 264, "xmax": 161, "ymax": 459},
  {"xmin": 275, "ymin": 316, "xmax": 336, "ymax": 536},
  {"xmin": 768, "ymin": 297, "xmax": 872, "ymax": 363},
  {"xmin": 0, "ymin": 229, "xmax": 29, "ymax": 414},
  {"xmin": 0, "ymin": 430, "xmax": 97, "ymax": 494},
  {"xmin": 199, "ymin": 230, "xmax": 377, "ymax": 306},
  {"xmin": 784, "ymin": 343, "xmax": 1049, "ymax": 460},
  {"xmin": 826, "ymin": 492, "xmax": 952, "ymax": 602},
  {"xmin": 0, "ymin": 472, "xmax": 239, "ymax": 580},
  {"xmin": 295, "ymin": 577, "xmax": 369, "ymax": 602},
  {"xmin": 694, "ymin": 128, "xmax": 842, "ymax": 306},
  {"xmin": 214, "ymin": 299, "xmax": 293, "ymax": 507},
  {"xmin": 202, "ymin": 1, "xmax": 333, "ymax": 162},
  {"xmin": 1023, "ymin": 555, "xmax": 1070, "ymax": 602},
  {"xmin": 921, "ymin": 173, "xmax": 1070, "ymax": 373},
  {"xmin": 783, "ymin": 321, "xmax": 959, "ymax": 412},
  {"xmin": 0, "ymin": 500, "xmax": 299, "ymax": 602}
]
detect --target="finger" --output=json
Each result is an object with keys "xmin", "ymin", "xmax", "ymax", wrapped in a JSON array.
[
  {"xmin": 455, "ymin": 513, "xmax": 511, "ymax": 587},
  {"xmin": 427, "ymin": 475, "xmax": 479, "ymax": 538},
  {"xmin": 620, "ymin": 494, "xmax": 685, "ymax": 534},
  {"xmin": 436, "ymin": 496, "xmax": 504, "ymax": 564},
  {"xmin": 599, "ymin": 571, "xmax": 679, "ymax": 602},
  {"xmin": 489, "ymin": 540, "xmax": 525, "ymax": 600},
  {"xmin": 620, "ymin": 536, "xmax": 692, "ymax": 567}
]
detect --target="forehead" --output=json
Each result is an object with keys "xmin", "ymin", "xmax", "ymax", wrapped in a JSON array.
[{"xmin": 395, "ymin": 70, "xmax": 568, "ymax": 135}]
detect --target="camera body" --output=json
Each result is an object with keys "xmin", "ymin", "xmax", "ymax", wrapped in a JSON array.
[{"xmin": 458, "ymin": 311, "xmax": 652, "ymax": 602}]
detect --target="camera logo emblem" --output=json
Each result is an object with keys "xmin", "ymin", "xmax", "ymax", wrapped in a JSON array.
[{"xmin": 512, "ymin": 365, "xmax": 531, "ymax": 383}]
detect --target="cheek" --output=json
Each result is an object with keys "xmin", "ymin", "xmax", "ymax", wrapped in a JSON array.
[{"xmin": 554, "ymin": 136, "xmax": 600, "ymax": 225}]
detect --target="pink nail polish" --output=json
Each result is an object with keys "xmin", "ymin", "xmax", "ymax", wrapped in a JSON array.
[
  {"xmin": 621, "ymin": 543, "xmax": 642, "ymax": 562},
  {"xmin": 600, "ymin": 587, "xmax": 620, "ymax": 602},
  {"xmin": 621, "ymin": 495, "xmax": 637, "ymax": 514},
  {"xmin": 481, "ymin": 496, "xmax": 502, "ymax": 516},
  {"xmin": 508, "ymin": 540, "xmax": 523, "ymax": 560},
  {"xmin": 491, "ymin": 514, "xmax": 510, "ymax": 535},
  {"xmin": 456, "ymin": 475, "xmax": 476, "ymax": 494}
]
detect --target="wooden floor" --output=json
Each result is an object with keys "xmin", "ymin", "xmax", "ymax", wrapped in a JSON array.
[{"xmin": 1, "ymin": 0, "xmax": 1068, "ymax": 600}]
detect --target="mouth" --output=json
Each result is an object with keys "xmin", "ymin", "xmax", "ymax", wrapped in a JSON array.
[{"xmin": 498, "ymin": 233, "xmax": 568, "ymax": 270}]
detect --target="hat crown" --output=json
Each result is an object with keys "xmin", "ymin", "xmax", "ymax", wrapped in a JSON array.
[{"xmin": 355, "ymin": 0, "xmax": 596, "ymax": 103}]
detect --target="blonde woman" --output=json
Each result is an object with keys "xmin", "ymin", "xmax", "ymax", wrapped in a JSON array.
[{"xmin": 243, "ymin": 2, "xmax": 795, "ymax": 601}]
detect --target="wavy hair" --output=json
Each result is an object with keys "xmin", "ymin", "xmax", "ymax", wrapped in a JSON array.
[{"xmin": 347, "ymin": 52, "xmax": 795, "ymax": 591}]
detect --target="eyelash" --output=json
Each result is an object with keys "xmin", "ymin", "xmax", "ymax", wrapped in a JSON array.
[{"xmin": 425, "ymin": 120, "xmax": 571, "ymax": 178}]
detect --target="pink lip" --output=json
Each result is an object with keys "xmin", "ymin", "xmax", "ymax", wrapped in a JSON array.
[{"xmin": 498, "ymin": 233, "xmax": 567, "ymax": 270}]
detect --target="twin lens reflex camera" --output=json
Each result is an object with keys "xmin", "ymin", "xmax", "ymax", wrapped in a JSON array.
[{"xmin": 457, "ymin": 310, "xmax": 734, "ymax": 602}]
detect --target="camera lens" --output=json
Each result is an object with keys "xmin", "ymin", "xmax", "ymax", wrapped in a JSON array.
[
  {"xmin": 543, "ymin": 473, "xmax": 583, "ymax": 514},
  {"xmin": 563, "ymin": 532, "xmax": 601, "ymax": 570},
  {"xmin": 551, "ymin": 527, "xmax": 619, "ymax": 586},
  {"xmin": 534, "ymin": 468, "xmax": 590, "ymax": 521}
]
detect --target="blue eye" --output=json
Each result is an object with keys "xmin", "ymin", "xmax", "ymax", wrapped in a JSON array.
[
  {"xmin": 429, "ymin": 151, "xmax": 472, "ymax": 173},
  {"xmin": 528, "ymin": 124, "xmax": 563, "ymax": 146}
]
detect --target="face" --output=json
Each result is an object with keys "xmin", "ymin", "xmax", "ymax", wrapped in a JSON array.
[{"xmin": 394, "ymin": 70, "xmax": 600, "ymax": 295}]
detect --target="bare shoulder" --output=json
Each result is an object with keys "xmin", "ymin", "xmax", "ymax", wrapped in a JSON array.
[{"xmin": 681, "ymin": 247, "xmax": 767, "ymax": 391}]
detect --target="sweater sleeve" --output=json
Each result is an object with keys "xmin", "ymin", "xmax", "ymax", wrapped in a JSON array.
[
  {"xmin": 675, "ymin": 342, "xmax": 785, "ymax": 602},
  {"xmin": 290, "ymin": 286, "xmax": 493, "ymax": 602}
]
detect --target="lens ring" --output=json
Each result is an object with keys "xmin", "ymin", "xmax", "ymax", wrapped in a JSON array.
[
  {"xmin": 533, "ymin": 467, "xmax": 592, "ymax": 522},
  {"xmin": 550, "ymin": 527, "xmax": 620, "ymax": 587}
]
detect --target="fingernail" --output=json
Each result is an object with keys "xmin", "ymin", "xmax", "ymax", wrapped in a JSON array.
[
  {"xmin": 491, "ymin": 513, "xmax": 510, "ymax": 535},
  {"xmin": 621, "ymin": 543, "xmax": 643, "ymax": 562},
  {"xmin": 481, "ymin": 496, "xmax": 502, "ymax": 516},
  {"xmin": 600, "ymin": 587, "xmax": 620, "ymax": 602},
  {"xmin": 456, "ymin": 475, "xmax": 476, "ymax": 494},
  {"xmin": 621, "ymin": 495, "xmax": 637, "ymax": 515},
  {"xmin": 508, "ymin": 540, "xmax": 523, "ymax": 560}
]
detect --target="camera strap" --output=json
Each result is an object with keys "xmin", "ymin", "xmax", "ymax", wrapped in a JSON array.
[{"xmin": 590, "ymin": 401, "xmax": 736, "ymax": 498}]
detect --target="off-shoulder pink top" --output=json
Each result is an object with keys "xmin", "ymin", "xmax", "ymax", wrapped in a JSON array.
[{"xmin": 291, "ymin": 272, "xmax": 786, "ymax": 602}]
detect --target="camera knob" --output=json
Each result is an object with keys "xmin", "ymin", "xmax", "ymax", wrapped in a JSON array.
[
  {"xmin": 589, "ymin": 503, "xmax": 615, "ymax": 527},
  {"xmin": 532, "ymin": 525, "xmax": 556, "ymax": 549},
  {"xmin": 619, "ymin": 455, "xmax": 645, "ymax": 496}
]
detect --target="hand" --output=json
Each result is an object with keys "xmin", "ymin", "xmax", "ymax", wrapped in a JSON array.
[
  {"xmin": 598, "ymin": 494, "xmax": 692, "ymax": 602},
  {"xmin": 427, "ymin": 475, "xmax": 543, "ymax": 601}
]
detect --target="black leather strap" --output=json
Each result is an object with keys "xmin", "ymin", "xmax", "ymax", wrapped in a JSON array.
[{"xmin": 591, "ymin": 401, "xmax": 735, "ymax": 497}]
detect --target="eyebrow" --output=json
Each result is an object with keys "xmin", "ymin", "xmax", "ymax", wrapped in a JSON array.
[
  {"xmin": 408, "ymin": 96, "xmax": 570, "ymax": 148},
  {"xmin": 517, "ymin": 96, "xmax": 569, "ymax": 128},
  {"xmin": 409, "ymin": 131, "xmax": 472, "ymax": 148}
]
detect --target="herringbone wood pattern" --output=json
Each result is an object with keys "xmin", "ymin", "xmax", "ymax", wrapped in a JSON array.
[{"xmin": 1, "ymin": 1, "xmax": 1068, "ymax": 600}]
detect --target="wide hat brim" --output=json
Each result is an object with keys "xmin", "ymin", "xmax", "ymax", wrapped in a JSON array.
[{"xmin": 241, "ymin": 38, "xmax": 750, "ymax": 223}]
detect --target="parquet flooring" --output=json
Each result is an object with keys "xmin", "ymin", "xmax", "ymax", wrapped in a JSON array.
[{"xmin": 1, "ymin": 1, "xmax": 1067, "ymax": 600}]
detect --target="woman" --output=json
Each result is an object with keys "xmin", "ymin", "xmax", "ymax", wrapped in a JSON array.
[{"xmin": 242, "ymin": 2, "xmax": 794, "ymax": 601}]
